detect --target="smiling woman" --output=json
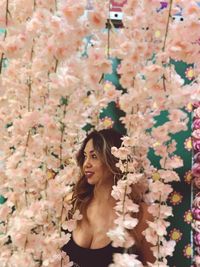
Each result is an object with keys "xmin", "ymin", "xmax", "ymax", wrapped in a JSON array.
[{"xmin": 62, "ymin": 128, "xmax": 155, "ymax": 267}]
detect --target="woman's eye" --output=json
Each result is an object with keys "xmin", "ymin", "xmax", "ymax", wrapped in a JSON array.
[{"xmin": 92, "ymin": 154, "xmax": 97, "ymax": 159}]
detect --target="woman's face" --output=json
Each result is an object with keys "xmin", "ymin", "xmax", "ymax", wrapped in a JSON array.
[{"xmin": 82, "ymin": 139, "xmax": 113, "ymax": 186}]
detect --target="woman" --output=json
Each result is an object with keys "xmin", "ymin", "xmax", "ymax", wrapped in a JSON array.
[{"xmin": 62, "ymin": 128, "xmax": 155, "ymax": 267}]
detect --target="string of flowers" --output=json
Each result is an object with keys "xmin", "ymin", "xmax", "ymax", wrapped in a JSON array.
[
  {"xmin": 108, "ymin": 1, "xmax": 199, "ymax": 266},
  {"xmin": 192, "ymin": 102, "xmax": 200, "ymax": 266},
  {"xmin": 0, "ymin": 1, "xmax": 120, "ymax": 266}
]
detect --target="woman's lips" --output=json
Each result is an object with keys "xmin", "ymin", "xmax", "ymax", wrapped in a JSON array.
[{"xmin": 85, "ymin": 171, "xmax": 94, "ymax": 178}]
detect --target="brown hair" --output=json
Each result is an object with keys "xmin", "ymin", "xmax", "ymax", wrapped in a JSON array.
[
  {"xmin": 70, "ymin": 128, "xmax": 146, "ymax": 218},
  {"xmin": 71, "ymin": 128, "xmax": 123, "ymax": 215}
]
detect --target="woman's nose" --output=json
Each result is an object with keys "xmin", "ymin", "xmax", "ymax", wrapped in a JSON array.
[{"xmin": 84, "ymin": 157, "xmax": 92, "ymax": 168}]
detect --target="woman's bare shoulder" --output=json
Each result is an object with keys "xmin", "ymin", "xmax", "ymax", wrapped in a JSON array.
[
  {"xmin": 139, "ymin": 202, "xmax": 153, "ymax": 222},
  {"xmin": 133, "ymin": 202, "xmax": 153, "ymax": 241}
]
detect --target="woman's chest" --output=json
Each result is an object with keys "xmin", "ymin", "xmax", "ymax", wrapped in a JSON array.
[{"xmin": 73, "ymin": 205, "xmax": 116, "ymax": 249}]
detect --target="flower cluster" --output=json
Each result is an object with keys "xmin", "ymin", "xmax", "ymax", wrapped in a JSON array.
[{"xmin": 192, "ymin": 102, "xmax": 200, "ymax": 266}]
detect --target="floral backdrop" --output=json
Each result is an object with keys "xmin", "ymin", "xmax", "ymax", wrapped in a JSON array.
[
  {"xmin": 99, "ymin": 58, "xmax": 193, "ymax": 267},
  {"xmin": 0, "ymin": 1, "xmax": 200, "ymax": 267}
]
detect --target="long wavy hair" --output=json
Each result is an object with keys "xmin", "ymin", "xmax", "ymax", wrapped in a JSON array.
[
  {"xmin": 71, "ymin": 128, "xmax": 146, "ymax": 218},
  {"xmin": 71, "ymin": 128, "xmax": 123, "ymax": 216}
]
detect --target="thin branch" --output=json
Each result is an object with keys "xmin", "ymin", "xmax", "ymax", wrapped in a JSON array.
[
  {"xmin": 162, "ymin": 0, "xmax": 173, "ymax": 52},
  {"xmin": 107, "ymin": 0, "xmax": 111, "ymax": 59},
  {"xmin": 5, "ymin": 0, "xmax": 9, "ymax": 26}
]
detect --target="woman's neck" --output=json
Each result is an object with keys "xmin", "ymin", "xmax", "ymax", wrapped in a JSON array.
[{"xmin": 93, "ymin": 181, "xmax": 115, "ymax": 204}]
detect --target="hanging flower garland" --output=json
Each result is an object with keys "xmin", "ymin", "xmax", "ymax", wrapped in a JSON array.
[{"xmin": 192, "ymin": 102, "xmax": 200, "ymax": 266}]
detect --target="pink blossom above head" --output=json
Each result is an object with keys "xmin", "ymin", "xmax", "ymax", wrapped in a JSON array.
[
  {"xmin": 193, "ymin": 139, "xmax": 200, "ymax": 152},
  {"xmin": 62, "ymin": 3, "xmax": 85, "ymax": 23},
  {"xmin": 88, "ymin": 11, "xmax": 107, "ymax": 29},
  {"xmin": 111, "ymin": 146, "xmax": 130, "ymax": 160}
]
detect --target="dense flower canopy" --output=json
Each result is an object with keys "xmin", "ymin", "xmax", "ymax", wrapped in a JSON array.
[{"xmin": 0, "ymin": 0, "xmax": 199, "ymax": 266}]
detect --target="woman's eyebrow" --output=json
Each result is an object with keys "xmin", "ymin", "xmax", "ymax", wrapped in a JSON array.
[{"xmin": 83, "ymin": 150, "xmax": 95, "ymax": 154}]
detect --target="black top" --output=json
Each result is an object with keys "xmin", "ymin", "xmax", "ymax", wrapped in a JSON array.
[{"xmin": 62, "ymin": 235, "xmax": 124, "ymax": 267}]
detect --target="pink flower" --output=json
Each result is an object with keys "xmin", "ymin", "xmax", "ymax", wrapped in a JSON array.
[
  {"xmin": 62, "ymin": 2, "xmax": 85, "ymax": 23},
  {"xmin": 88, "ymin": 11, "xmax": 107, "ymax": 29},
  {"xmin": 194, "ymin": 177, "xmax": 200, "ymax": 189},
  {"xmin": 193, "ymin": 129, "xmax": 200, "ymax": 139},
  {"xmin": 161, "ymin": 240, "xmax": 176, "ymax": 257},
  {"xmin": 192, "ymin": 220, "xmax": 200, "ymax": 233},
  {"xmin": 147, "ymin": 219, "xmax": 170, "ymax": 237},
  {"xmin": 115, "ymin": 214, "xmax": 138, "ymax": 230},
  {"xmin": 192, "ymin": 207, "xmax": 200, "ymax": 220},
  {"xmin": 111, "ymin": 146, "xmax": 130, "ymax": 160},
  {"xmin": 109, "ymin": 253, "xmax": 143, "ymax": 267},
  {"xmin": 193, "ymin": 119, "xmax": 200, "ymax": 130},
  {"xmin": 161, "ymin": 156, "xmax": 183, "ymax": 169},
  {"xmin": 193, "ymin": 193, "xmax": 200, "ymax": 209},
  {"xmin": 194, "ymin": 139, "xmax": 200, "ymax": 152},
  {"xmin": 107, "ymin": 226, "xmax": 126, "ymax": 247},
  {"xmin": 192, "ymin": 163, "xmax": 200, "ymax": 178},
  {"xmin": 142, "ymin": 227, "xmax": 158, "ymax": 245},
  {"xmin": 194, "ymin": 152, "xmax": 200, "ymax": 163},
  {"xmin": 194, "ymin": 232, "xmax": 200, "ymax": 246},
  {"xmin": 158, "ymin": 169, "xmax": 180, "ymax": 182},
  {"xmin": 148, "ymin": 204, "xmax": 172, "ymax": 219},
  {"xmin": 194, "ymin": 107, "xmax": 200, "ymax": 118},
  {"xmin": 149, "ymin": 181, "xmax": 173, "ymax": 201}
]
